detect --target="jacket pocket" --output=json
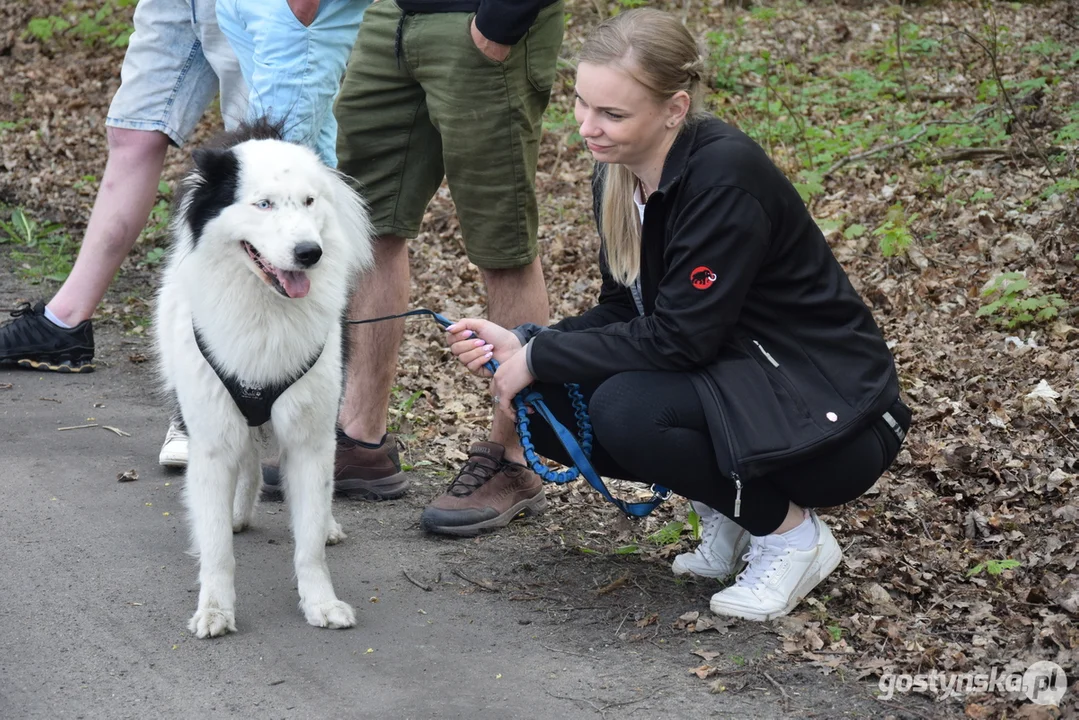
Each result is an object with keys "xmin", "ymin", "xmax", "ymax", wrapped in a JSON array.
[
  {"xmin": 748, "ymin": 338, "xmax": 814, "ymax": 421},
  {"xmin": 701, "ymin": 350, "xmax": 803, "ymax": 469}
]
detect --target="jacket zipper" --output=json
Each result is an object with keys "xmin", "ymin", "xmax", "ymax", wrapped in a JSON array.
[
  {"xmin": 700, "ymin": 373, "xmax": 744, "ymax": 518},
  {"xmin": 752, "ymin": 339, "xmax": 780, "ymax": 367}
]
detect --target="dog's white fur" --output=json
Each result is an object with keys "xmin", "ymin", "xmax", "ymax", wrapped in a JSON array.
[{"xmin": 155, "ymin": 136, "xmax": 372, "ymax": 637}]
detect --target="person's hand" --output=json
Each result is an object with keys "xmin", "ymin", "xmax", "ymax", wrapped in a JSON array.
[
  {"xmin": 470, "ymin": 17, "xmax": 511, "ymax": 62},
  {"xmin": 288, "ymin": 0, "xmax": 320, "ymax": 26},
  {"xmin": 446, "ymin": 318, "xmax": 522, "ymax": 377},
  {"xmin": 491, "ymin": 349, "xmax": 534, "ymax": 420}
]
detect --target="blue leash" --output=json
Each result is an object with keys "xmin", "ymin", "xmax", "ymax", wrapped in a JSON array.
[{"xmin": 348, "ymin": 309, "xmax": 671, "ymax": 517}]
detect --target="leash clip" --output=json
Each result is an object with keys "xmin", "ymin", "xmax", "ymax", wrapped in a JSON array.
[{"xmin": 650, "ymin": 484, "xmax": 673, "ymax": 501}]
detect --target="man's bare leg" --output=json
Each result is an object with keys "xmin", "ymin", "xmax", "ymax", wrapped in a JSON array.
[
  {"xmin": 482, "ymin": 256, "xmax": 549, "ymax": 464},
  {"xmin": 48, "ymin": 127, "xmax": 171, "ymax": 326},
  {"xmin": 338, "ymin": 235, "xmax": 411, "ymax": 444}
]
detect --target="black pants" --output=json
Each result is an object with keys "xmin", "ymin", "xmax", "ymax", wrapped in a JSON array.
[{"xmin": 523, "ymin": 372, "xmax": 910, "ymax": 536}]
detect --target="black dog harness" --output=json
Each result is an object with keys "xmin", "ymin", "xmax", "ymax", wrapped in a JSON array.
[{"xmin": 193, "ymin": 326, "xmax": 323, "ymax": 427}]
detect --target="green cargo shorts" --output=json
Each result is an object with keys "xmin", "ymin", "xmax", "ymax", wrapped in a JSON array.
[{"xmin": 335, "ymin": 0, "xmax": 564, "ymax": 269}]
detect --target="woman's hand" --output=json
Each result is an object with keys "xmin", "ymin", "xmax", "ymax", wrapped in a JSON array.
[
  {"xmin": 491, "ymin": 349, "xmax": 535, "ymax": 420},
  {"xmin": 446, "ymin": 318, "xmax": 522, "ymax": 377}
]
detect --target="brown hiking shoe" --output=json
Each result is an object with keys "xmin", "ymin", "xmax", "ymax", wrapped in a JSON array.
[
  {"xmin": 261, "ymin": 430, "xmax": 410, "ymax": 501},
  {"xmin": 419, "ymin": 442, "xmax": 547, "ymax": 537}
]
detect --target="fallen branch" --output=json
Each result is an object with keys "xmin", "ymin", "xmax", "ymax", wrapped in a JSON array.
[
  {"xmin": 57, "ymin": 423, "xmax": 98, "ymax": 431},
  {"xmin": 908, "ymin": 146, "xmax": 1062, "ymax": 167},
  {"xmin": 596, "ymin": 574, "xmax": 629, "ymax": 595},
  {"xmin": 402, "ymin": 569, "xmax": 432, "ymax": 592},
  {"xmin": 1041, "ymin": 413, "xmax": 1079, "ymax": 455},
  {"xmin": 827, "ymin": 128, "xmax": 930, "ymax": 174},
  {"xmin": 949, "ymin": 25, "xmax": 1056, "ymax": 178},
  {"xmin": 761, "ymin": 670, "xmax": 794, "ymax": 705},
  {"xmin": 451, "ymin": 568, "xmax": 500, "ymax": 592}
]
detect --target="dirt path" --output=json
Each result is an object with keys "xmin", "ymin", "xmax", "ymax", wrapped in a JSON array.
[{"xmin": 0, "ymin": 278, "xmax": 948, "ymax": 719}]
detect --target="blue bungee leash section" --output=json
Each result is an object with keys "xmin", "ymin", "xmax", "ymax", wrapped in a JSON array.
[{"xmin": 347, "ymin": 309, "xmax": 671, "ymax": 517}]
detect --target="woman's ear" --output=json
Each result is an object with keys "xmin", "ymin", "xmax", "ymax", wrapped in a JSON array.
[{"xmin": 666, "ymin": 90, "xmax": 692, "ymax": 128}]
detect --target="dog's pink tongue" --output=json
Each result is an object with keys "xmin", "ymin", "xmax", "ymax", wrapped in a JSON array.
[{"xmin": 278, "ymin": 270, "xmax": 310, "ymax": 299}]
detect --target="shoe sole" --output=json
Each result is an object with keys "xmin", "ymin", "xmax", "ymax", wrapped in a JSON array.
[
  {"xmin": 9, "ymin": 358, "xmax": 95, "ymax": 373},
  {"xmin": 709, "ymin": 543, "xmax": 843, "ymax": 622},
  {"xmin": 260, "ymin": 473, "xmax": 411, "ymax": 502},
  {"xmin": 335, "ymin": 471, "xmax": 410, "ymax": 501},
  {"xmin": 420, "ymin": 493, "xmax": 548, "ymax": 538}
]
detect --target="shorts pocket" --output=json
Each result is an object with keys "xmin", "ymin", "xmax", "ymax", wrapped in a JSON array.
[
  {"xmin": 465, "ymin": 13, "xmax": 510, "ymax": 66},
  {"xmin": 525, "ymin": 3, "xmax": 562, "ymax": 93}
]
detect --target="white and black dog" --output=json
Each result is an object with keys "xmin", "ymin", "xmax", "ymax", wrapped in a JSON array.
[{"xmin": 155, "ymin": 120, "xmax": 372, "ymax": 637}]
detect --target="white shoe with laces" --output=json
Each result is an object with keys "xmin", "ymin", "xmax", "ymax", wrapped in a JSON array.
[
  {"xmin": 158, "ymin": 421, "xmax": 189, "ymax": 468},
  {"xmin": 709, "ymin": 511, "xmax": 842, "ymax": 621},
  {"xmin": 671, "ymin": 501, "xmax": 751, "ymax": 579}
]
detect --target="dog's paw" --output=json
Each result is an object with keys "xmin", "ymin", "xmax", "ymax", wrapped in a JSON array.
[
  {"xmin": 303, "ymin": 600, "xmax": 355, "ymax": 629},
  {"xmin": 232, "ymin": 517, "xmax": 251, "ymax": 534},
  {"xmin": 188, "ymin": 607, "xmax": 237, "ymax": 638},
  {"xmin": 326, "ymin": 517, "xmax": 347, "ymax": 545}
]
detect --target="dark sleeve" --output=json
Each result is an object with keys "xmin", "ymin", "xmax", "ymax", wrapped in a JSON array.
[
  {"xmin": 475, "ymin": 0, "xmax": 549, "ymax": 45},
  {"xmin": 528, "ymin": 187, "xmax": 772, "ymax": 384}
]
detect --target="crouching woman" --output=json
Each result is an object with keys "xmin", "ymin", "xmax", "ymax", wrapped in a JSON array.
[{"xmin": 445, "ymin": 8, "xmax": 910, "ymax": 621}]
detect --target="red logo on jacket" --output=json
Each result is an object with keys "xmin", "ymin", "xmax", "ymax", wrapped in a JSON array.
[{"xmin": 691, "ymin": 266, "xmax": 717, "ymax": 290}]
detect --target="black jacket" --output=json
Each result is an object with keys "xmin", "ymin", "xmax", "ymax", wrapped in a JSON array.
[
  {"xmin": 523, "ymin": 117, "xmax": 901, "ymax": 483},
  {"xmin": 397, "ymin": 0, "xmax": 559, "ymax": 45}
]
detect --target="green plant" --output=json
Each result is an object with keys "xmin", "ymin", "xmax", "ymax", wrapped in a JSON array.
[
  {"xmin": 0, "ymin": 207, "xmax": 63, "ymax": 246},
  {"xmin": 966, "ymin": 558, "xmax": 1021, "ymax": 577},
  {"xmin": 11, "ymin": 233, "xmax": 75, "ymax": 283},
  {"xmin": 140, "ymin": 247, "xmax": 167, "ymax": 266},
  {"xmin": 387, "ymin": 386, "xmax": 424, "ymax": 434},
  {"xmin": 872, "ymin": 203, "xmax": 917, "ymax": 257},
  {"xmin": 648, "ymin": 520, "xmax": 685, "ymax": 546},
  {"xmin": 24, "ymin": 0, "xmax": 136, "ymax": 48},
  {"xmin": 826, "ymin": 624, "xmax": 843, "ymax": 643},
  {"xmin": 977, "ymin": 272, "xmax": 1067, "ymax": 328},
  {"xmin": 687, "ymin": 507, "xmax": 702, "ymax": 541}
]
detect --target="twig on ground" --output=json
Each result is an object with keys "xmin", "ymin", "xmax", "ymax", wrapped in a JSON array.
[
  {"xmin": 596, "ymin": 574, "xmax": 629, "ymax": 595},
  {"xmin": 541, "ymin": 643, "xmax": 591, "ymax": 657},
  {"xmin": 452, "ymin": 568, "xmax": 500, "ymax": 592},
  {"xmin": 827, "ymin": 105, "xmax": 1000, "ymax": 174},
  {"xmin": 402, "ymin": 569, "xmax": 432, "ymax": 592},
  {"xmin": 1041, "ymin": 413, "xmax": 1079, "ymax": 455},
  {"xmin": 909, "ymin": 147, "xmax": 1019, "ymax": 167},
  {"xmin": 828, "ymin": 129, "xmax": 929, "ymax": 174},
  {"xmin": 761, "ymin": 670, "xmax": 794, "ymax": 706},
  {"xmin": 949, "ymin": 25, "xmax": 1056, "ymax": 177},
  {"xmin": 57, "ymin": 423, "xmax": 98, "ymax": 431}
]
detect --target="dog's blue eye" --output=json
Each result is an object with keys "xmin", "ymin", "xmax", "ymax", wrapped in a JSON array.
[{"xmin": 254, "ymin": 199, "xmax": 273, "ymax": 210}]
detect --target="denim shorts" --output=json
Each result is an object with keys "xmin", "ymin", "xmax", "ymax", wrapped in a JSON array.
[
  {"xmin": 106, "ymin": 0, "xmax": 247, "ymax": 146},
  {"xmin": 217, "ymin": 0, "xmax": 369, "ymax": 167}
]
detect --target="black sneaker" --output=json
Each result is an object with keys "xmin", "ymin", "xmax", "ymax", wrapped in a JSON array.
[{"xmin": 0, "ymin": 302, "xmax": 95, "ymax": 373}]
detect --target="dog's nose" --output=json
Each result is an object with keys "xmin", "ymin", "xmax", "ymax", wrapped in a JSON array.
[{"xmin": 293, "ymin": 241, "xmax": 322, "ymax": 268}]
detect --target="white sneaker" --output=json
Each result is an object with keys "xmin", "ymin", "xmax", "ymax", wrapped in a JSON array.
[
  {"xmin": 671, "ymin": 501, "xmax": 751, "ymax": 578},
  {"xmin": 158, "ymin": 421, "xmax": 189, "ymax": 468},
  {"xmin": 709, "ymin": 511, "xmax": 842, "ymax": 621}
]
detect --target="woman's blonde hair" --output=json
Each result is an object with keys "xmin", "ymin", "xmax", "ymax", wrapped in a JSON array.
[{"xmin": 579, "ymin": 8, "xmax": 707, "ymax": 286}]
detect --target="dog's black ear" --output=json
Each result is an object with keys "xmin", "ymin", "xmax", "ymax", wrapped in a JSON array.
[
  {"xmin": 192, "ymin": 148, "xmax": 237, "ymax": 183},
  {"xmin": 186, "ymin": 148, "xmax": 240, "ymax": 244}
]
